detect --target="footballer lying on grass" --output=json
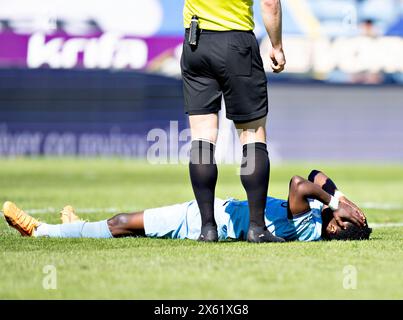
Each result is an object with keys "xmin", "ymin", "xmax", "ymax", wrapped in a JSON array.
[{"xmin": 2, "ymin": 170, "xmax": 371, "ymax": 242}]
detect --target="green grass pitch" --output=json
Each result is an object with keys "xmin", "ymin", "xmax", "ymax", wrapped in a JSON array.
[{"xmin": 1, "ymin": 159, "xmax": 402, "ymax": 299}]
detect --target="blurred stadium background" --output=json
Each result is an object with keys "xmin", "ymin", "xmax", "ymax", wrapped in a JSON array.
[{"xmin": 0, "ymin": 0, "xmax": 402, "ymax": 162}]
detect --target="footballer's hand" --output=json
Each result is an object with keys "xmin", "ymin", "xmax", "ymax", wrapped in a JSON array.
[
  {"xmin": 339, "ymin": 196, "xmax": 366, "ymax": 223},
  {"xmin": 270, "ymin": 47, "xmax": 286, "ymax": 73},
  {"xmin": 333, "ymin": 202, "xmax": 366, "ymax": 229}
]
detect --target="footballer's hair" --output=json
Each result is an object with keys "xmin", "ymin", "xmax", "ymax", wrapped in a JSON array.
[{"xmin": 324, "ymin": 221, "xmax": 372, "ymax": 241}]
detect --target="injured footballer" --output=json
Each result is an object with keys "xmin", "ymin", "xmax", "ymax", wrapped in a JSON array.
[{"xmin": 2, "ymin": 170, "xmax": 372, "ymax": 242}]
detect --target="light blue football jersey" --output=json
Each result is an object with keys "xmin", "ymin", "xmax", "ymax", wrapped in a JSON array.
[
  {"xmin": 218, "ymin": 197, "xmax": 324, "ymax": 241},
  {"xmin": 144, "ymin": 197, "xmax": 324, "ymax": 241}
]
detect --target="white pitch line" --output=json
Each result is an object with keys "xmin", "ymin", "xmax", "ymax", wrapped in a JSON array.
[
  {"xmin": 0, "ymin": 207, "xmax": 121, "ymax": 215},
  {"xmin": 4, "ymin": 202, "xmax": 403, "ymax": 215},
  {"xmin": 370, "ymin": 222, "xmax": 403, "ymax": 229},
  {"xmin": 26, "ymin": 207, "xmax": 121, "ymax": 214},
  {"xmin": 361, "ymin": 202, "xmax": 403, "ymax": 210}
]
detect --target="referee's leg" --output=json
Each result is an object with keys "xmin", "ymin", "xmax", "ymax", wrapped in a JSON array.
[
  {"xmin": 235, "ymin": 117, "xmax": 285, "ymax": 243},
  {"xmin": 189, "ymin": 113, "xmax": 219, "ymax": 242}
]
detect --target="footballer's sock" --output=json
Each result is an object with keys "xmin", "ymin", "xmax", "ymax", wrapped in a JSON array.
[
  {"xmin": 189, "ymin": 140, "xmax": 218, "ymax": 230},
  {"xmin": 240, "ymin": 142, "xmax": 270, "ymax": 229},
  {"xmin": 34, "ymin": 220, "xmax": 113, "ymax": 238}
]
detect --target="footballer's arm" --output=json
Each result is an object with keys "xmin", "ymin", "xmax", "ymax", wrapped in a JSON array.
[
  {"xmin": 288, "ymin": 175, "xmax": 366, "ymax": 229},
  {"xmin": 307, "ymin": 169, "xmax": 365, "ymax": 217},
  {"xmin": 308, "ymin": 170, "xmax": 338, "ymax": 195}
]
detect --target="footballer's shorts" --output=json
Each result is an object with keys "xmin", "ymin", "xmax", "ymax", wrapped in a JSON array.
[
  {"xmin": 181, "ymin": 29, "xmax": 268, "ymax": 123},
  {"xmin": 143, "ymin": 199, "xmax": 228, "ymax": 240},
  {"xmin": 143, "ymin": 201, "xmax": 196, "ymax": 239}
]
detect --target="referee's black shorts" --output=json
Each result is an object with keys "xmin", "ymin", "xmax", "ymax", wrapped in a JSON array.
[{"xmin": 181, "ymin": 29, "xmax": 268, "ymax": 123}]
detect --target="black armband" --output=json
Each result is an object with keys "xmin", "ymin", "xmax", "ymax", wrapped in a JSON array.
[
  {"xmin": 323, "ymin": 179, "xmax": 338, "ymax": 196},
  {"xmin": 308, "ymin": 170, "xmax": 321, "ymax": 182}
]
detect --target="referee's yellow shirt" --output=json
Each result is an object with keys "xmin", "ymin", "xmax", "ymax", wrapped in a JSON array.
[{"xmin": 184, "ymin": 0, "xmax": 254, "ymax": 31}]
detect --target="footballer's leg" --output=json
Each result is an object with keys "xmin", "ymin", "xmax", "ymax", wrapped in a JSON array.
[
  {"xmin": 2, "ymin": 201, "xmax": 146, "ymax": 238},
  {"xmin": 107, "ymin": 212, "xmax": 146, "ymax": 237},
  {"xmin": 60, "ymin": 204, "xmax": 145, "ymax": 237},
  {"xmin": 34, "ymin": 210, "xmax": 146, "ymax": 238}
]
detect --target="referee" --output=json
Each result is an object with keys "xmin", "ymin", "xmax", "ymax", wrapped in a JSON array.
[{"xmin": 182, "ymin": 0, "xmax": 286, "ymax": 242}]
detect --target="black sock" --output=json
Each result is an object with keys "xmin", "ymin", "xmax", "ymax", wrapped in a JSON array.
[
  {"xmin": 189, "ymin": 140, "xmax": 218, "ymax": 228},
  {"xmin": 240, "ymin": 142, "xmax": 270, "ymax": 229}
]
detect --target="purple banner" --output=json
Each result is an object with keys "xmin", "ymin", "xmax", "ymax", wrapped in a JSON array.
[{"xmin": 0, "ymin": 32, "xmax": 183, "ymax": 72}]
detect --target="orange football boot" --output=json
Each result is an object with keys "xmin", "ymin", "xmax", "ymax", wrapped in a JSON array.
[
  {"xmin": 2, "ymin": 201, "xmax": 39, "ymax": 237},
  {"xmin": 60, "ymin": 205, "xmax": 81, "ymax": 224}
]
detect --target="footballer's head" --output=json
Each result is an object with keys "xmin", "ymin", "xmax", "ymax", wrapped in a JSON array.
[{"xmin": 321, "ymin": 208, "xmax": 372, "ymax": 241}]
